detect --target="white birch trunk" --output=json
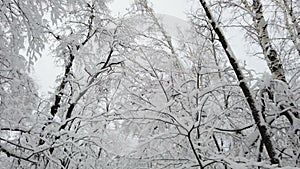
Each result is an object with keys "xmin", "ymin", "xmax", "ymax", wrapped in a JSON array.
[
  {"xmin": 252, "ymin": 0, "xmax": 287, "ymax": 82},
  {"xmin": 198, "ymin": 0, "xmax": 280, "ymax": 165},
  {"xmin": 251, "ymin": 0, "xmax": 300, "ymax": 123},
  {"xmin": 282, "ymin": 0, "xmax": 300, "ymax": 56}
]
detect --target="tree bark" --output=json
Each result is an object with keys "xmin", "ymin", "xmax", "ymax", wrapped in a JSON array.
[
  {"xmin": 198, "ymin": 0, "xmax": 280, "ymax": 165},
  {"xmin": 251, "ymin": 0, "xmax": 299, "ymax": 122},
  {"xmin": 252, "ymin": 0, "xmax": 286, "ymax": 82},
  {"xmin": 282, "ymin": 0, "xmax": 300, "ymax": 57}
]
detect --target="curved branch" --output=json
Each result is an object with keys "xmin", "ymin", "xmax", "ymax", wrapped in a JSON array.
[
  {"xmin": 214, "ymin": 124, "xmax": 254, "ymax": 134},
  {"xmin": 188, "ymin": 126, "xmax": 203, "ymax": 169}
]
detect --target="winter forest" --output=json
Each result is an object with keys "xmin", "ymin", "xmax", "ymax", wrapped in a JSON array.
[{"xmin": 1, "ymin": 0, "xmax": 300, "ymax": 168}]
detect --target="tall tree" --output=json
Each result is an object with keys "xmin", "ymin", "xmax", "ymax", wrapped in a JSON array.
[
  {"xmin": 199, "ymin": 0, "xmax": 279, "ymax": 165},
  {"xmin": 1, "ymin": 0, "xmax": 300, "ymax": 168}
]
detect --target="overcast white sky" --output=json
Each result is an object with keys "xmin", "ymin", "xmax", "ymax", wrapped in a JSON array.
[{"xmin": 109, "ymin": 0, "xmax": 193, "ymax": 20}]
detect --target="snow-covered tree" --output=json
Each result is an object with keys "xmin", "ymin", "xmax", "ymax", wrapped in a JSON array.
[{"xmin": 1, "ymin": 0, "xmax": 300, "ymax": 168}]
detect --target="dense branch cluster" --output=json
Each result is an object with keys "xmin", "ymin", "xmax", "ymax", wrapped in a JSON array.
[{"xmin": 0, "ymin": 0, "xmax": 300, "ymax": 168}]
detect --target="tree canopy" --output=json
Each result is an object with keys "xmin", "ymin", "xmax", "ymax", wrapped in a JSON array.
[{"xmin": 0, "ymin": 0, "xmax": 300, "ymax": 168}]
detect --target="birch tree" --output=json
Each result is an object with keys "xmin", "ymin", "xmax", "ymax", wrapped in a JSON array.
[
  {"xmin": 198, "ymin": 0, "xmax": 280, "ymax": 165},
  {"xmin": 1, "ymin": 0, "xmax": 300, "ymax": 168},
  {"xmin": 193, "ymin": 0, "xmax": 300, "ymax": 167}
]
